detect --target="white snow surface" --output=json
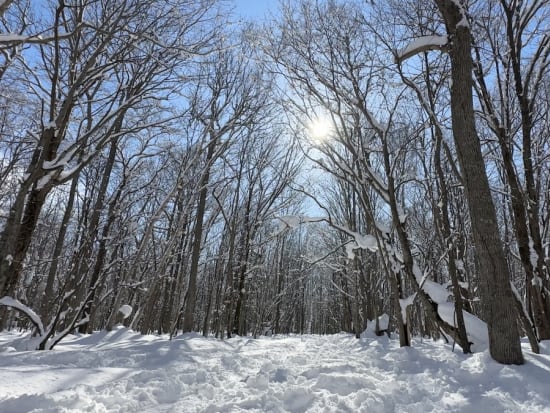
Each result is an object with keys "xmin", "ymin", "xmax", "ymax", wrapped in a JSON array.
[{"xmin": 0, "ymin": 327, "xmax": 549, "ymax": 413}]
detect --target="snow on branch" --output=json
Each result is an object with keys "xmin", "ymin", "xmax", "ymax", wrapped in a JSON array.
[
  {"xmin": 0, "ymin": 296, "xmax": 45, "ymax": 336},
  {"xmin": 451, "ymin": 0, "xmax": 469, "ymax": 28},
  {"xmin": 277, "ymin": 215, "xmax": 379, "ymax": 259},
  {"xmin": 119, "ymin": 304, "xmax": 133, "ymax": 320},
  {"xmin": 396, "ymin": 36, "xmax": 448, "ymax": 63},
  {"xmin": 342, "ymin": 230, "xmax": 378, "ymax": 257},
  {"xmin": 277, "ymin": 215, "xmax": 326, "ymax": 231},
  {"xmin": 0, "ymin": 32, "xmax": 73, "ymax": 45}
]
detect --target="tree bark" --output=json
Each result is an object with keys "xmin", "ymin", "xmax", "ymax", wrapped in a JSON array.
[
  {"xmin": 434, "ymin": 0, "xmax": 523, "ymax": 364},
  {"xmin": 181, "ymin": 136, "xmax": 217, "ymax": 333}
]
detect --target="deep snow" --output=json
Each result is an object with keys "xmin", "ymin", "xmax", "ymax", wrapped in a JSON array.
[{"xmin": 0, "ymin": 327, "xmax": 549, "ymax": 413}]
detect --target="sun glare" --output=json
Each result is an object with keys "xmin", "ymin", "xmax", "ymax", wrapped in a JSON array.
[{"xmin": 307, "ymin": 116, "xmax": 333, "ymax": 143}]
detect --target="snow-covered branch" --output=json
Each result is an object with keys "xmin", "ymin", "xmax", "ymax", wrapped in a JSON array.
[
  {"xmin": 396, "ymin": 36, "xmax": 448, "ymax": 63},
  {"xmin": 0, "ymin": 296, "xmax": 45, "ymax": 336},
  {"xmin": 0, "ymin": 32, "xmax": 75, "ymax": 46}
]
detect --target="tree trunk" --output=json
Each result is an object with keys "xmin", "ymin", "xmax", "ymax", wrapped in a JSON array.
[
  {"xmin": 434, "ymin": 0, "xmax": 523, "ymax": 364},
  {"xmin": 473, "ymin": 45, "xmax": 550, "ymax": 341},
  {"xmin": 181, "ymin": 136, "xmax": 217, "ymax": 333},
  {"xmin": 502, "ymin": 1, "xmax": 550, "ymax": 339}
]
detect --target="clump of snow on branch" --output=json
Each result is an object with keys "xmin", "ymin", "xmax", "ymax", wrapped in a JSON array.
[
  {"xmin": 119, "ymin": 305, "xmax": 133, "ymax": 320},
  {"xmin": 345, "ymin": 231, "xmax": 378, "ymax": 260},
  {"xmin": 278, "ymin": 215, "xmax": 302, "ymax": 230},
  {"xmin": 353, "ymin": 232, "xmax": 377, "ymax": 251},
  {"xmin": 396, "ymin": 35, "xmax": 448, "ymax": 62}
]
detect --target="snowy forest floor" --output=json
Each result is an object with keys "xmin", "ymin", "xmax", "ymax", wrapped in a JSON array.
[{"xmin": 0, "ymin": 328, "xmax": 549, "ymax": 413}]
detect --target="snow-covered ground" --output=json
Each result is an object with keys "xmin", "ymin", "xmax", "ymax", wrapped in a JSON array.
[{"xmin": 0, "ymin": 328, "xmax": 549, "ymax": 413}]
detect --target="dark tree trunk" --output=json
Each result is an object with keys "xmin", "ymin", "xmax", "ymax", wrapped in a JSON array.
[
  {"xmin": 182, "ymin": 136, "xmax": 217, "ymax": 333},
  {"xmin": 434, "ymin": 0, "xmax": 523, "ymax": 364}
]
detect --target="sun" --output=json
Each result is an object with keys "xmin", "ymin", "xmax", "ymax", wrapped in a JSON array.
[{"xmin": 307, "ymin": 116, "xmax": 334, "ymax": 143}]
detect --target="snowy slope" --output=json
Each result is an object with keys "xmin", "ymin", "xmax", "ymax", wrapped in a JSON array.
[{"xmin": 0, "ymin": 327, "xmax": 549, "ymax": 413}]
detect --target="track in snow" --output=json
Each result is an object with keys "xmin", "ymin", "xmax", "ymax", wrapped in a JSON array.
[{"xmin": 0, "ymin": 328, "xmax": 549, "ymax": 412}]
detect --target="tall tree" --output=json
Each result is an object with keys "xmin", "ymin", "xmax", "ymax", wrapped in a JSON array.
[
  {"xmin": 180, "ymin": 42, "xmax": 273, "ymax": 333},
  {"xmin": 472, "ymin": 0, "xmax": 550, "ymax": 341},
  {"xmin": 0, "ymin": 0, "xmax": 219, "ymax": 337},
  {"xmin": 433, "ymin": 0, "xmax": 524, "ymax": 364}
]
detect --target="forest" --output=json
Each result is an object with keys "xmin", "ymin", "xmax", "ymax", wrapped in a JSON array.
[{"xmin": 0, "ymin": 0, "xmax": 549, "ymax": 369}]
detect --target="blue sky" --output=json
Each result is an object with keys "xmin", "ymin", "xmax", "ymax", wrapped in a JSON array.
[{"xmin": 233, "ymin": 0, "xmax": 279, "ymax": 18}]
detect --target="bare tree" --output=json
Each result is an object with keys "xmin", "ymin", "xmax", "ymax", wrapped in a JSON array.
[
  {"xmin": 177, "ymin": 40, "xmax": 277, "ymax": 333},
  {"xmin": 430, "ymin": 0, "xmax": 523, "ymax": 364},
  {"xmin": 0, "ymin": 0, "xmax": 219, "ymax": 342},
  {"xmin": 472, "ymin": 0, "xmax": 550, "ymax": 341},
  {"xmin": 265, "ymin": 0, "xmax": 475, "ymax": 350}
]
